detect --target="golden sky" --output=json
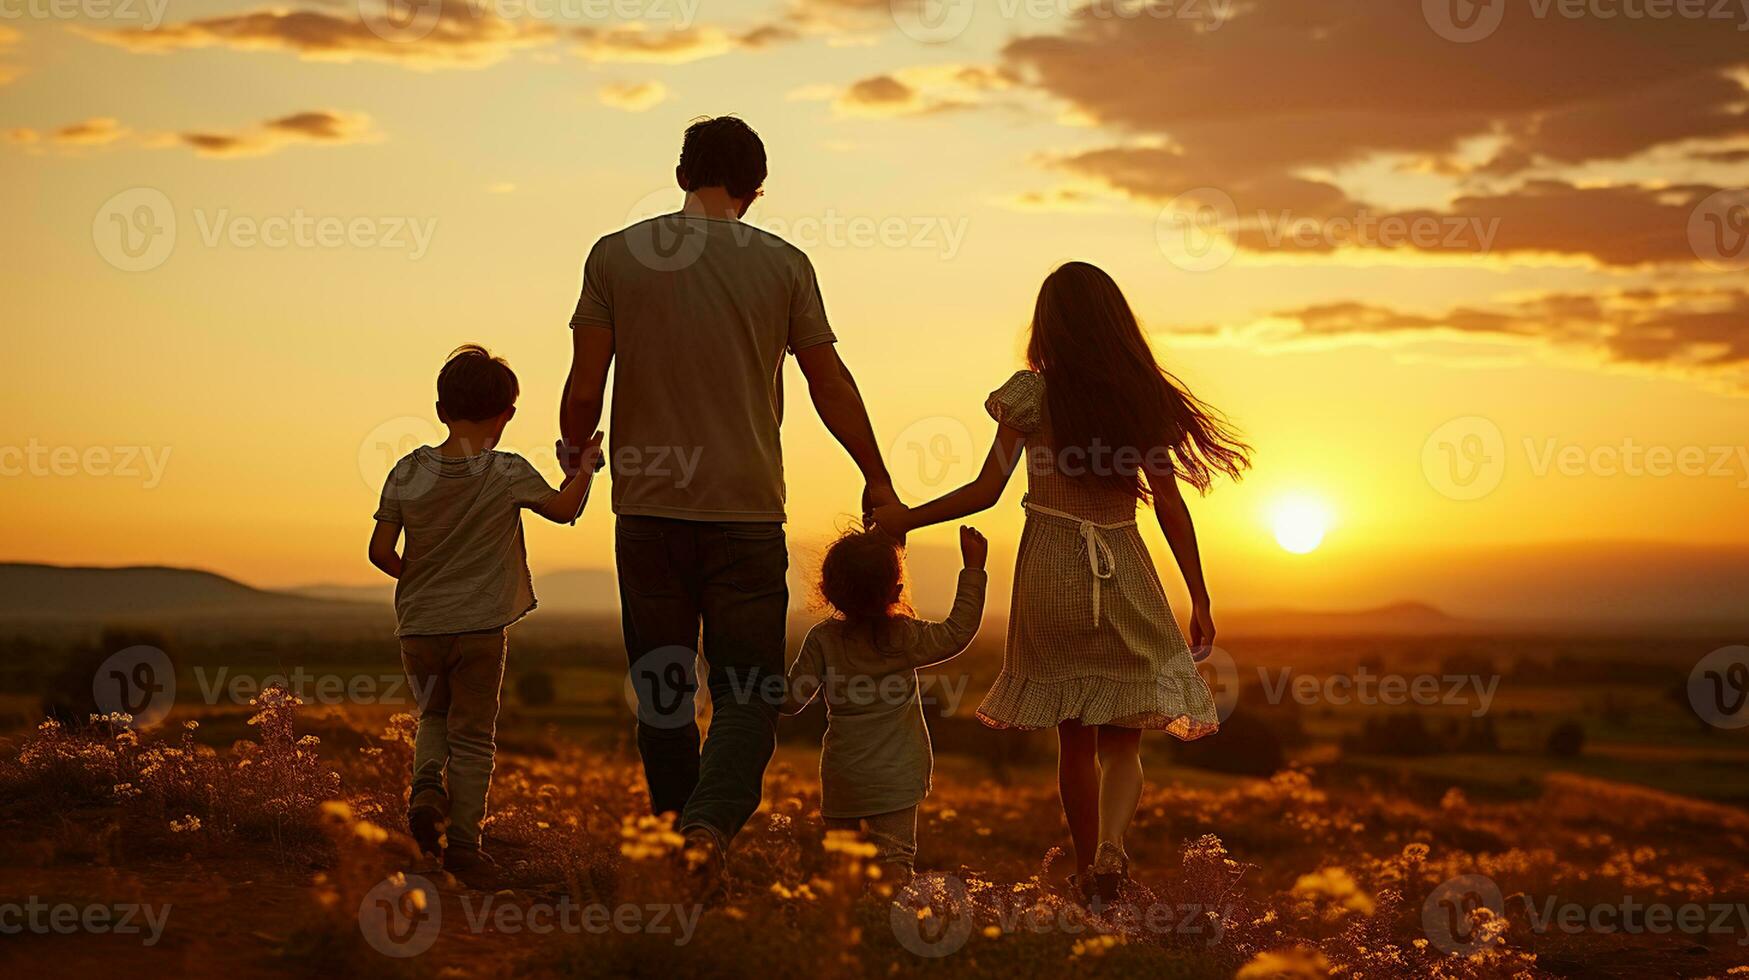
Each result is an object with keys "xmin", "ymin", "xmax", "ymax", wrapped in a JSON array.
[{"xmin": 3, "ymin": 0, "xmax": 1747, "ymax": 619}]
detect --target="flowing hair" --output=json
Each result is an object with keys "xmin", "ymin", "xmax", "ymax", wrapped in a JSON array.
[{"xmin": 1025, "ymin": 261, "xmax": 1250, "ymax": 497}]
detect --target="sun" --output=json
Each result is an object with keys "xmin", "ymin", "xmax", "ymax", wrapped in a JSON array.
[{"xmin": 1270, "ymin": 495, "xmax": 1333, "ymax": 554}]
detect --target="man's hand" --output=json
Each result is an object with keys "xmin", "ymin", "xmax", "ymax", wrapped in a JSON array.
[
  {"xmin": 871, "ymin": 501, "xmax": 911, "ymax": 539},
  {"xmin": 557, "ymin": 431, "xmax": 605, "ymax": 478},
  {"xmin": 959, "ymin": 525, "xmax": 987, "ymax": 570},
  {"xmin": 862, "ymin": 482, "xmax": 900, "ymax": 526}
]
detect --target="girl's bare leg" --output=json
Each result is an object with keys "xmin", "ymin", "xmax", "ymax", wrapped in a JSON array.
[
  {"xmin": 1094, "ymin": 725, "xmax": 1144, "ymax": 849},
  {"xmin": 1056, "ymin": 720, "xmax": 1099, "ymax": 872}
]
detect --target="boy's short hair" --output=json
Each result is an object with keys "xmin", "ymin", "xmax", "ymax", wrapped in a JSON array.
[
  {"xmin": 437, "ymin": 344, "xmax": 519, "ymax": 422},
  {"xmin": 678, "ymin": 116, "xmax": 767, "ymax": 200}
]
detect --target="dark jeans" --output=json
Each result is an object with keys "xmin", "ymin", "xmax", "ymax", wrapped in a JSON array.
[{"xmin": 615, "ymin": 515, "xmax": 789, "ymax": 846}]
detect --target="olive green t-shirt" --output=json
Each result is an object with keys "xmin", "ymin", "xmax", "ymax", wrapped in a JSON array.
[{"xmin": 570, "ymin": 213, "xmax": 837, "ymax": 522}]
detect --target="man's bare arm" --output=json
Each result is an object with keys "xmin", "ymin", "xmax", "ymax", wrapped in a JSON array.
[
  {"xmin": 794, "ymin": 343, "xmax": 895, "ymax": 512},
  {"xmin": 559, "ymin": 327, "xmax": 614, "ymax": 475}
]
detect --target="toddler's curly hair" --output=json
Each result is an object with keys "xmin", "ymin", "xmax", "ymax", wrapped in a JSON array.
[{"xmin": 816, "ymin": 527, "xmax": 911, "ymax": 624}]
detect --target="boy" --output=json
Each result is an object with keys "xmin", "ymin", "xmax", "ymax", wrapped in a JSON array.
[{"xmin": 368, "ymin": 344, "xmax": 601, "ymax": 888}]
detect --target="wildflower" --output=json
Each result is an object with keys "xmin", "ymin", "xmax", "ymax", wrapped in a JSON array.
[{"xmin": 170, "ymin": 814, "xmax": 202, "ymax": 833}]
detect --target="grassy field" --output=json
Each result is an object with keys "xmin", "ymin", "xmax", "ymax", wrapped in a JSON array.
[{"xmin": 2, "ymin": 619, "xmax": 1747, "ymax": 977}]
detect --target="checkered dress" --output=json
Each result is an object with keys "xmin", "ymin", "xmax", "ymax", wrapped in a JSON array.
[{"xmin": 975, "ymin": 370, "xmax": 1219, "ymax": 739}]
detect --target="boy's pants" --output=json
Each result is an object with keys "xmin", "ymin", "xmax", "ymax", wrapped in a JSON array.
[
  {"xmin": 399, "ymin": 628, "xmax": 507, "ymax": 850},
  {"xmin": 824, "ymin": 806, "xmax": 919, "ymax": 870}
]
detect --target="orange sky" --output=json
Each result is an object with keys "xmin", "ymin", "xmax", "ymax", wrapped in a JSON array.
[{"xmin": 3, "ymin": 1, "xmax": 1747, "ymax": 619}]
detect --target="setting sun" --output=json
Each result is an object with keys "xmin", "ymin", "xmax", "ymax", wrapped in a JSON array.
[{"xmin": 1270, "ymin": 495, "xmax": 1334, "ymax": 554}]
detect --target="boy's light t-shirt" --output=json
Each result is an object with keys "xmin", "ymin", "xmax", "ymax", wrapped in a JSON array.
[
  {"xmin": 569, "ymin": 213, "xmax": 837, "ymax": 523},
  {"xmin": 374, "ymin": 447, "xmax": 558, "ymax": 637}
]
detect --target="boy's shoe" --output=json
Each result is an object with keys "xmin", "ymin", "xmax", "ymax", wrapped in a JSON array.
[
  {"xmin": 679, "ymin": 828, "xmax": 727, "ymax": 904},
  {"xmin": 408, "ymin": 788, "xmax": 450, "ymax": 859},
  {"xmin": 443, "ymin": 846, "xmax": 506, "ymax": 890}
]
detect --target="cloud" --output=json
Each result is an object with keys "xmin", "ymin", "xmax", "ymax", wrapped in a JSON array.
[
  {"xmin": 1005, "ymin": 4, "xmax": 1749, "ymax": 183},
  {"xmin": 1181, "ymin": 286, "xmax": 1749, "ymax": 391},
  {"xmin": 997, "ymin": 1, "xmax": 1749, "ymax": 265},
  {"xmin": 82, "ymin": 3, "xmax": 555, "ymax": 69},
  {"xmin": 832, "ymin": 64, "xmax": 1013, "ymax": 117},
  {"xmin": 176, "ymin": 110, "xmax": 379, "ymax": 158},
  {"xmin": 8, "ymin": 110, "xmax": 378, "ymax": 158},
  {"xmin": 571, "ymin": 23, "xmax": 794, "ymax": 63},
  {"xmin": 0, "ymin": 23, "xmax": 22, "ymax": 84},
  {"xmin": 597, "ymin": 80, "xmax": 669, "ymax": 112}
]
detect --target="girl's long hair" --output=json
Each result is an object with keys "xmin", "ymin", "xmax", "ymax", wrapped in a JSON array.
[{"xmin": 1025, "ymin": 261, "xmax": 1251, "ymax": 498}]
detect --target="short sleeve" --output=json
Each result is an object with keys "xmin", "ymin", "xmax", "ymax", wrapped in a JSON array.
[
  {"xmin": 500, "ymin": 454, "xmax": 560, "ymax": 509},
  {"xmin": 786, "ymin": 251, "xmax": 836, "ymax": 352},
  {"xmin": 373, "ymin": 455, "xmax": 418, "ymax": 523},
  {"xmin": 569, "ymin": 238, "xmax": 613, "ymax": 332},
  {"xmin": 985, "ymin": 370, "xmax": 1044, "ymax": 433}
]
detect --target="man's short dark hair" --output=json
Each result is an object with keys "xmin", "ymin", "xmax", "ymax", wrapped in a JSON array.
[
  {"xmin": 678, "ymin": 116, "xmax": 767, "ymax": 200},
  {"xmin": 437, "ymin": 344, "xmax": 519, "ymax": 422}
]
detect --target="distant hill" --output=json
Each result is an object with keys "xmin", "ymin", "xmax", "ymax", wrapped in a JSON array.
[
  {"xmin": 1220, "ymin": 601, "xmax": 1474, "ymax": 637},
  {"xmin": 0, "ymin": 564, "xmax": 378, "ymax": 622}
]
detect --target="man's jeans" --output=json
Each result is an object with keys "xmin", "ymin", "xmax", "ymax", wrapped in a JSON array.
[
  {"xmin": 399, "ymin": 628, "xmax": 507, "ymax": 850},
  {"xmin": 616, "ymin": 515, "xmax": 789, "ymax": 846}
]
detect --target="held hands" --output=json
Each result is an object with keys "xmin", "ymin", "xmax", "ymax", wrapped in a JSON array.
[
  {"xmin": 556, "ymin": 431, "xmax": 605, "ymax": 479},
  {"xmin": 958, "ymin": 525, "xmax": 987, "ymax": 570},
  {"xmin": 870, "ymin": 500, "xmax": 911, "ymax": 540}
]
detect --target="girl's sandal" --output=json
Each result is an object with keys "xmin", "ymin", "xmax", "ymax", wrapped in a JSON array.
[{"xmin": 1089, "ymin": 841, "xmax": 1129, "ymax": 910}]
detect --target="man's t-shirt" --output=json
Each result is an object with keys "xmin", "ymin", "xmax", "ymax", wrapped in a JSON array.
[
  {"xmin": 570, "ymin": 213, "xmax": 836, "ymax": 522},
  {"xmin": 374, "ymin": 448, "xmax": 558, "ymax": 636}
]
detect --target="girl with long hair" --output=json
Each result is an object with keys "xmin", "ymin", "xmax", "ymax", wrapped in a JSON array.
[{"xmin": 873, "ymin": 261, "xmax": 1250, "ymax": 904}]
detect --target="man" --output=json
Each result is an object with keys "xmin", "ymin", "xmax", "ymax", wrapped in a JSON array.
[{"xmin": 559, "ymin": 116, "xmax": 898, "ymax": 895}]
